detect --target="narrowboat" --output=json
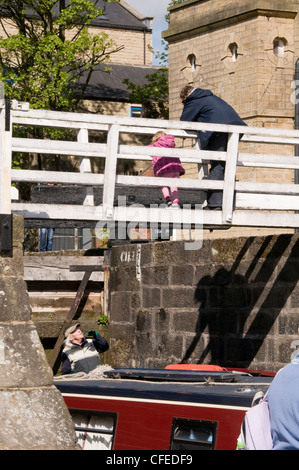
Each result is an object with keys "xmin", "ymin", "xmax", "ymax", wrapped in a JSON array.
[{"xmin": 54, "ymin": 366, "xmax": 274, "ymax": 451}]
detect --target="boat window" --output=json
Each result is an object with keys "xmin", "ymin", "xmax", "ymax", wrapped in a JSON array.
[
  {"xmin": 70, "ymin": 411, "xmax": 117, "ymax": 450},
  {"xmin": 169, "ymin": 418, "xmax": 217, "ymax": 450}
]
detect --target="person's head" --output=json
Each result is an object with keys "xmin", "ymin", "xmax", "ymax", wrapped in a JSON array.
[
  {"xmin": 64, "ymin": 323, "xmax": 84, "ymax": 344},
  {"xmin": 151, "ymin": 130, "xmax": 166, "ymax": 143},
  {"xmin": 70, "ymin": 327, "xmax": 84, "ymax": 344},
  {"xmin": 180, "ymin": 85, "xmax": 195, "ymax": 102}
]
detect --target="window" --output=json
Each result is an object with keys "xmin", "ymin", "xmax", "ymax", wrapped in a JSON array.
[
  {"xmin": 52, "ymin": 228, "xmax": 94, "ymax": 250},
  {"xmin": 169, "ymin": 418, "xmax": 217, "ymax": 450},
  {"xmin": 229, "ymin": 43, "xmax": 238, "ymax": 62},
  {"xmin": 222, "ymin": 36, "xmax": 243, "ymax": 73},
  {"xmin": 187, "ymin": 53, "xmax": 196, "ymax": 71},
  {"xmin": 273, "ymin": 37, "xmax": 285, "ymax": 57},
  {"xmin": 71, "ymin": 411, "xmax": 117, "ymax": 450},
  {"xmin": 181, "ymin": 52, "xmax": 201, "ymax": 82},
  {"xmin": 131, "ymin": 106, "xmax": 142, "ymax": 118}
]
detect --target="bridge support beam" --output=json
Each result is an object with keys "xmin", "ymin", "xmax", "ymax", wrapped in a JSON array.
[{"xmin": 0, "ymin": 215, "xmax": 79, "ymax": 450}]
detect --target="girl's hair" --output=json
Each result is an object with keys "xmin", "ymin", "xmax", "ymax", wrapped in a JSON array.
[{"xmin": 151, "ymin": 131, "xmax": 166, "ymax": 143}]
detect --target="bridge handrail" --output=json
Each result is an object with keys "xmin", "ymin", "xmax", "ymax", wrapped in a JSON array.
[
  {"xmin": 10, "ymin": 107, "xmax": 299, "ymax": 137},
  {"xmin": 2, "ymin": 104, "xmax": 299, "ymax": 229}
]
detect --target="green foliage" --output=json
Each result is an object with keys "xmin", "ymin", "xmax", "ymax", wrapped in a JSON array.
[
  {"xmin": 122, "ymin": 1, "xmax": 179, "ymax": 120},
  {"xmin": 0, "ymin": 0, "xmax": 122, "ymax": 111},
  {"xmin": 98, "ymin": 314, "xmax": 109, "ymax": 326},
  {"xmin": 0, "ymin": 0, "xmax": 122, "ymax": 171},
  {"xmin": 123, "ymin": 68, "xmax": 169, "ymax": 120}
]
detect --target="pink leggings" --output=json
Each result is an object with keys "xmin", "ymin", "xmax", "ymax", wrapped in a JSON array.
[{"xmin": 161, "ymin": 170, "xmax": 180, "ymax": 203}]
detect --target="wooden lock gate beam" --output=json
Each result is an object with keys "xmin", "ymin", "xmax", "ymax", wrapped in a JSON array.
[{"xmin": 48, "ymin": 264, "xmax": 110, "ymax": 374}]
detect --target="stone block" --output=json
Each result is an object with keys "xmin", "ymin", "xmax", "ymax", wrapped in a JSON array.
[
  {"xmin": 142, "ymin": 266, "xmax": 169, "ymax": 286},
  {"xmin": 142, "ymin": 287, "xmax": 161, "ymax": 308},
  {"xmin": 155, "ymin": 308, "xmax": 171, "ymax": 332},
  {"xmin": 173, "ymin": 310, "xmax": 199, "ymax": 333},
  {"xmin": 0, "ymin": 323, "xmax": 53, "ymax": 388},
  {"xmin": 162, "ymin": 287, "xmax": 196, "ymax": 309},
  {"xmin": 0, "ymin": 277, "xmax": 31, "ymax": 321},
  {"xmin": 278, "ymin": 339, "xmax": 295, "ymax": 364},
  {"xmin": 136, "ymin": 331, "xmax": 158, "ymax": 359},
  {"xmin": 110, "ymin": 292, "xmax": 132, "ymax": 322},
  {"xmin": 158, "ymin": 333, "xmax": 184, "ymax": 361},
  {"xmin": 0, "ymin": 387, "xmax": 79, "ymax": 450},
  {"xmin": 136, "ymin": 309, "xmax": 152, "ymax": 332},
  {"xmin": 12, "ymin": 214, "xmax": 24, "ymax": 250},
  {"xmin": 0, "ymin": 254, "xmax": 24, "ymax": 278},
  {"xmin": 209, "ymin": 286, "xmax": 251, "ymax": 309},
  {"xmin": 110, "ymin": 337, "xmax": 135, "ymax": 367},
  {"xmin": 171, "ymin": 265, "xmax": 194, "ymax": 285}
]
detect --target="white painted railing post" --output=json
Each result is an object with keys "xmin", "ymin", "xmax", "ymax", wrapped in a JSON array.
[
  {"xmin": 222, "ymin": 132, "xmax": 239, "ymax": 224},
  {"xmin": 78, "ymin": 128, "xmax": 94, "ymax": 206},
  {"xmin": 196, "ymin": 139, "xmax": 208, "ymax": 180},
  {"xmin": 102, "ymin": 124, "xmax": 119, "ymax": 220},
  {"xmin": 0, "ymin": 101, "xmax": 12, "ymax": 215}
]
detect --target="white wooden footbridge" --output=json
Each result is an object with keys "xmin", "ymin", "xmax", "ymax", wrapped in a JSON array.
[{"xmin": 1, "ymin": 99, "xmax": 299, "ymax": 243}]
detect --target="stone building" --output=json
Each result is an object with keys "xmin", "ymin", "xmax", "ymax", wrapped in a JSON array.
[
  {"xmin": 164, "ymin": 0, "xmax": 299, "ymax": 128},
  {"xmin": 162, "ymin": 0, "xmax": 299, "ymax": 238}
]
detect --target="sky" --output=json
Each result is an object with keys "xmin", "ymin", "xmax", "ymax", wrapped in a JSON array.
[{"xmin": 124, "ymin": 0, "xmax": 170, "ymax": 64}]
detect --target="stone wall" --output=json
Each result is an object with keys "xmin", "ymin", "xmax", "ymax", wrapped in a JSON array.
[
  {"xmin": 0, "ymin": 12, "xmax": 152, "ymax": 67},
  {"xmin": 0, "ymin": 215, "xmax": 79, "ymax": 450},
  {"xmin": 108, "ymin": 235, "xmax": 299, "ymax": 373}
]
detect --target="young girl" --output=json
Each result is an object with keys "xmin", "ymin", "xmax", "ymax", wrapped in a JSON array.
[{"xmin": 149, "ymin": 131, "xmax": 185, "ymax": 208}]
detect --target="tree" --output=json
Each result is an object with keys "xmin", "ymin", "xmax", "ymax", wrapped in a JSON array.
[
  {"xmin": 123, "ymin": 68, "xmax": 169, "ymax": 120},
  {"xmin": 0, "ymin": 0, "xmax": 123, "ymax": 111},
  {"xmin": 0, "ymin": 0, "xmax": 124, "ymax": 199},
  {"xmin": 123, "ymin": 0, "xmax": 188, "ymax": 120},
  {"xmin": 123, "ymin": 29, "xmax": 169, "ymax": 119}
]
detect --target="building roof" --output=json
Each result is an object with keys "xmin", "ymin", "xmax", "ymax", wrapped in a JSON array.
[
  {"xmin": 23, "ymin": 0, "xmax": 152, "ymax": 32},
  {"xmin": 73, "ymin": 63, "xmax": 162, "ymax": 101},
  {"xmin": 89, "ymin": 0, "xmax": 153, "ymax": 31}
]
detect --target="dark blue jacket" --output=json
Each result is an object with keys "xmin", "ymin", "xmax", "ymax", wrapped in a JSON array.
[{"xmin": 180, "ymin": 88, "xmax": 246, "ymax": 149}]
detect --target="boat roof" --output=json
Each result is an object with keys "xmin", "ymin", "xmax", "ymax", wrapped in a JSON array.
[
  {"xmin": 72, "ymin": 64, "xmax": 162, "ymax": 101},
  {"xmin": 54, "ymin": 368, "xmax": 273, "ymax": 408}
]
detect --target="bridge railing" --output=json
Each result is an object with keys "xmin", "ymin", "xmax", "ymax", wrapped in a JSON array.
[{"xmin": 2, "ymin": 103, "xmax": 299, "ymax": 230}]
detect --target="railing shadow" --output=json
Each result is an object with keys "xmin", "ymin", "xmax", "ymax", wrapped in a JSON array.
[{"xmin": 182, "ymin": 234, "xmax": 299, "ymax": 368}]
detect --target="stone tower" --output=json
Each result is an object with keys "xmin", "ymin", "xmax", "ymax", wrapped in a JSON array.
[
  {"xmin": 0, "ymin": 215, "xmax": 79, "ymax": 450},
  {"xmin": 163, "ymin": 0, "xmax": 299, "ymax": 238},
  {"xmin": 164, "ymin": 0, "xmax": 299, "ymax": 128}
]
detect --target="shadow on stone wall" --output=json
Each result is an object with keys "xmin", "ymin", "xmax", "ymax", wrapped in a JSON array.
[
  {"xmin": 183, "ymin": 234, "xmax": 299, "ymax": 370},
  {"xmin": 109, "ymin": 234, "xmax": 299, "ymax": 372}
]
